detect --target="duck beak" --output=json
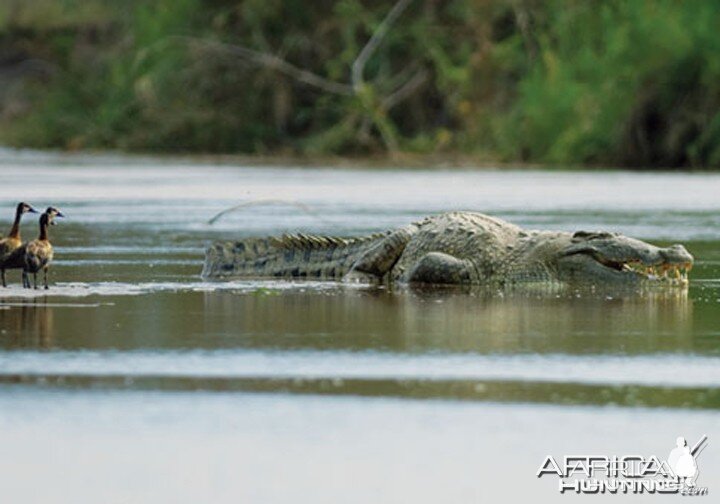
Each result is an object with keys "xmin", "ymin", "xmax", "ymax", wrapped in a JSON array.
[
  {"xmin": 56, "ymin": 211, "xmax": 65, "ymax": 218},
  {"xmin": 28, "ymin": 207, "xmax": 39, "ymax": 214}
]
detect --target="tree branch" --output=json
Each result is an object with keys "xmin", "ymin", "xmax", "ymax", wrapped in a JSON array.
[
  {"xmin": 351, "ymin": 0, "xmax": 415, "ymax": 91},
  {"xmin": 147, "ymin": 2, "xmax": 425, "ymax": 154},
  {"xmin": 382, "ymin": 68, "xmax": 428, "ymax": 110},
  {"xmin": 379, "ymin": 60, "xmax": 421, "ymax": 94},
  {"xmin": 173, "ymin": 36, "xmax": 353, "ymax": 96},
  {"xmin": 511, "ymin": 1, "xmax": 537, "ymax": 62}
]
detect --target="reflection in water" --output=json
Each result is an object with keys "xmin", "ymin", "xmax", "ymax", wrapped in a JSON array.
[
  {"xmin": 0, "ymin": 163, "xmax": 716, "ymax": 405},
  {"xmin": 201, "ymin": 286, "xmax": 693, "ymax": 355},
  {"xmin": 0, "ymin": 301, "xmax": 55, "ymax": 348}
]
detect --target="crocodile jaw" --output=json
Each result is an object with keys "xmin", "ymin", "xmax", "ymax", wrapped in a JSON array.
[{"xmin": 557, "ymin": 239, "xmax": 693, "ymax": 285}]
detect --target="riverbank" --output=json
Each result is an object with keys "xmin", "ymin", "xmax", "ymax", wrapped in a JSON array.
[{"xmin": 0, "ymin": 146, "xmax": 704, "ymax": 172}]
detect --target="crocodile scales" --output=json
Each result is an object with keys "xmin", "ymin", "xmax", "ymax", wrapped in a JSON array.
[{"xmin": 202, "ymin": 212, "xmax": 694, "ymax": 286}]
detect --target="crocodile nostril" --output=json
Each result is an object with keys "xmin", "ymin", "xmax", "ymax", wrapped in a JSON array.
[{"xmin": 661, "ymin": 244, "xmax": 693, "ymax": 263}]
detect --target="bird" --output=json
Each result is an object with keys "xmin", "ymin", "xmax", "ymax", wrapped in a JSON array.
[
  {"xmin": 0, "ymin": 202, "xmax": 38, "ymax": 287},
  {"xmin": 20, "ymin": 207, "xmax": 65, "ymax": 290}
]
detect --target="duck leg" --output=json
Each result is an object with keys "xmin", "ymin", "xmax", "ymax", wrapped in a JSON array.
[
  {"xmin": 1, "ymin": 268, "xmax": 5, "ymax": 288},
  {"xmin": 33, "ymin": 272, "xmax": 38, "ymax": 290},
  {"xmin": 43, "ymin": 267, "xmax": 49, "ymax": 290},
  {"xmin": 22, "ymin": 270, "xmax": 29, "ymax": 289}
]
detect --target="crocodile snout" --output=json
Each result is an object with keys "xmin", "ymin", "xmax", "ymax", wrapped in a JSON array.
[{"xmin": 661, "ymin": 244, "xmax": 694, "ymax": 265}]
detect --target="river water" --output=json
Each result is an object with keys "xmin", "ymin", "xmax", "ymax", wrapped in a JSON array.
[{"xmin": 0, "ymin": 150, "xmax": 718, "ymax": 502}]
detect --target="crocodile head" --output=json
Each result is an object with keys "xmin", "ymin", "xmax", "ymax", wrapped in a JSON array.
[{"xmin": 555, "ymin": 231, "xmax": 694, "ymax": 285}]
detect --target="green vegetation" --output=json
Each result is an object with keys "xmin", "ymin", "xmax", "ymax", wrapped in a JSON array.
[{"xmin": 1, "ymin": 0, "xmax": 720, "ymax": 168}]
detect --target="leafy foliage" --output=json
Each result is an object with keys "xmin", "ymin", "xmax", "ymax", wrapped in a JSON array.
[{"xmin": 1, "ymin": 0, "xmax": 720, "ymax": 168}]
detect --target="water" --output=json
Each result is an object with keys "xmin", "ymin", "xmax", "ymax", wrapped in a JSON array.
[{"xmin": 0, "ymin": 150, "xmax": 719, "ymax": 502}]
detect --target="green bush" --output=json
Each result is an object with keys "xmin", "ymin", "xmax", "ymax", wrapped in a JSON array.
[
  {"xmin": 497, "ymin": 0, "xmax": 720, "ymax": 167},
  {"xmin": 2, "ymin": 0, "xmax": 720, "ymax": 168}
]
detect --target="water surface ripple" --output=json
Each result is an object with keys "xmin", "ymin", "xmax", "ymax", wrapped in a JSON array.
[{"xmin": 1, "ymin": 152, "xmax": 719, "ymax": 502}]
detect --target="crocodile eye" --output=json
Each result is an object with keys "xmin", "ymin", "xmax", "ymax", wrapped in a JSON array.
[{"xmin": 572, "ymin": 231, "xmax": 617, "ymax": 242}]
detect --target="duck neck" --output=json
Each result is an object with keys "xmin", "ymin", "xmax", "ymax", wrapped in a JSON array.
[
  {"xmin": 8, "ymin": 207, "xmax": 23, "ymax": 239},
  {"xmin": 38, "ymin": 216, "xmax": 49, "ymax": 241}
]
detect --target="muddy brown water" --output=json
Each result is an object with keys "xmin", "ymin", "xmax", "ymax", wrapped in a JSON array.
[{"xmin": 0, "ymin": 150, "xmax": 718, "ymax": 502}]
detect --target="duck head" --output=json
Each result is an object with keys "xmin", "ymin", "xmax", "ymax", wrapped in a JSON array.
[
  {"xmin": 43, "ymin": 207, "xmax": 65, "ymax": 226},
  {"xmin": 17, "ymin": 202, "xmax": 38, "ymax": 215},
  {"xmin": 45, "ymin": 207, "xmax": 65, "ymax": 225}
]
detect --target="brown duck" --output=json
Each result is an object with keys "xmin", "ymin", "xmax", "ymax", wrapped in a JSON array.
[
  {"xmin": 0, "ymin": 202, "xmax": 38, "ymax": 287},
  {"xmin": 20, "ymin": 207, "xmax": 65, "ymax": 289}
]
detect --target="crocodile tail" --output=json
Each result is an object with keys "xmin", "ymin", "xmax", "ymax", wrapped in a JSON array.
[{"xmin": 202, "ymin": 232, "xmax": 386, "ymax": 279}]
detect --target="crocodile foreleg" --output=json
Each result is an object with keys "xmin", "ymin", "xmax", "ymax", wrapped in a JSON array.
[
  {"xmin": 403, "ymin": 252, "xmax": 476, "ymax": 285},
  {"xmin": 344, "ymin": 225, "xmax": 418, "ymax": 283}
]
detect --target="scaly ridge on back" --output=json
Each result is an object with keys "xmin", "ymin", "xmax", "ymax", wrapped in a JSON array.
[
  {"xmin": 202, "ymin": 231, "xmax": 389, "ymax": 279},
  {"xmin": 270, "ymin": 232, "xmax": 387, "ymax": 250}
]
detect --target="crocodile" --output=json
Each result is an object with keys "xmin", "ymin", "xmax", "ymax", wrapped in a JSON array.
[{"xmin": 202, "ymin": 211, "xmax": 694, "ymax": 287}]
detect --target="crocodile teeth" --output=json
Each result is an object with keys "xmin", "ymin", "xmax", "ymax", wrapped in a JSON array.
[{"xmin": 618, "ymin": 261, "xmax": 691, "ymax": 284}]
